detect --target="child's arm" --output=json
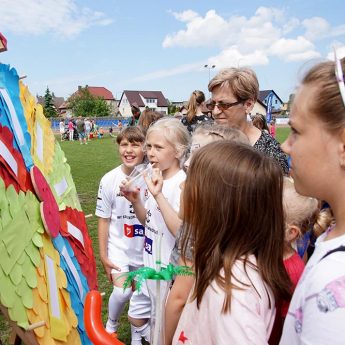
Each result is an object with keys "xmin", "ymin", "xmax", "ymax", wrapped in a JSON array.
[
  {"xmin": 144, "ymin": 169, "xmax": 182, "ymax": 236},
  {"xmin": 97, "ymin": 217, "xmax": 121, "ymax": 282},
  {"xmin": 120, "ymin": 183, "xmax": 147, "ymax": 225},
  {"xmin": 165, "ymin": 257, "xmax": 194, "ymax": 345},
  {"xmin": 155, "ymin": 193, "xmax": 182, "ymax": 236}
]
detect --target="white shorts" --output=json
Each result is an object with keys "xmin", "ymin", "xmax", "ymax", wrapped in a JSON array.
[
  {"xmin": 128, "ymin": 279, "xmax": 171, "ymax": 320},
  {"xmin": 108, "ymin": 248, "xmax": 142, "ymax": 273}
]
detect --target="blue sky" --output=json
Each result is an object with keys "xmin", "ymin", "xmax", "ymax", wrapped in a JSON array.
[{"xmin": 1, "ymin": 0, "xmax": 345, "ymax": 103}]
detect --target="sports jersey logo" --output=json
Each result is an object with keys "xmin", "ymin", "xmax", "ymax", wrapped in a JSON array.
[
  {"xmin": 144, "ymin": 236, "xmax": 153, "ymax": 255},
  {"xmin": 124, "ymin": 224, "xmax": 144, "ymax": 238}
]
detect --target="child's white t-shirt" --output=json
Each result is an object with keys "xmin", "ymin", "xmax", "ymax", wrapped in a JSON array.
[
  {"xmin": 95, "ymin": 165, "xmax": 147, "ymax": 267},
  {"xmin": 143, "ymin": 169, "xmax": 186, "ymax": 270},
  {"xmin": 280, "ymin": 231, "xmax": 345, "ymax": 345}
]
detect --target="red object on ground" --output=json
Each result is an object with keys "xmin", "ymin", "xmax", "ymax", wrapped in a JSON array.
[{"xmin": 84, "ymin": 290, "xmax": 125, "ymax": 345}]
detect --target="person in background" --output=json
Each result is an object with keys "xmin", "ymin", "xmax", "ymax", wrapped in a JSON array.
[
  {"xmin": 137, "ymin": 109, "xmax": 163, "ymax": 135},
  {"xmin": 181, "ymin": 90, "xmax": 212, "ymax": 134},
  {"xmin": 270, "ymin": 119, "xmax": 276, "ymax": 138},
  {"xmin": 68, "ymin": 119, "xmax": 74, "ymax": 141},
  {"xmin": 252, "ymin": 114, "xmax": 270, "ymax": 133},
  {"xmin": 59, "ymin": 118, "xmax": 65, "ymax": 141},
  {"xmin": 128, "ymin": 102, "xmax": 141, "ymax": 126},
  {"xmin": 76, "ymin": 116, "xmax": 87, "ymax": 145},
  {"xmin": 85, "ymin": 117, "xmax": 92, "ymax": 141}
]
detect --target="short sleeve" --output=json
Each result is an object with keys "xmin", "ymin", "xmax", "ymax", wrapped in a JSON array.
[{"xmin": 95, "ymin": 176, "xmax": 113, "ymax": 218}]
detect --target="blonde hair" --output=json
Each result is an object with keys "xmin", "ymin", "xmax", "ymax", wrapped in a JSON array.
[
  {"xmin": 186, "ymin": 90, "xmax": 205, "ymax": 122},
  {"xmin": 194, "ymin": 123, "xmax": 249, "ymax": 144},
  {"xmin": 146, "ymin": 117, "xmax": 190, "ymax": 162},
  {"xmin": 283, "ymin": 177, "xmax": 319, "ymax": 234},
  {"xmin": 208, "ymin": 67, "xmax": 259, "ymax": 101},
  {"xmin": 313, "ymin": 207, "xmax": 335, "ymax": 238}
]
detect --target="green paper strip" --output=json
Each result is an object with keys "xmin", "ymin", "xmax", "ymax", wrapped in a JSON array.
[{"xmin": 121, "ymin": 264, "xmax": 193, "ymax": 292}]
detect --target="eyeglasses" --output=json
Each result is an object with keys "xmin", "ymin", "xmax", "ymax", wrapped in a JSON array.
[
  {"xmin": 334, "ymin": 48, "xmax": 345, "ymax": 107},
  {"xmin": 206, "ymin": 100, "xmax": 243, "ymax": 111}
]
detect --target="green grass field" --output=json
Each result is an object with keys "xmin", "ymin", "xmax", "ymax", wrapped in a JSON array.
[{"xmin": 0, "ymin": 127, "xmax": 290, "ymax": 345}]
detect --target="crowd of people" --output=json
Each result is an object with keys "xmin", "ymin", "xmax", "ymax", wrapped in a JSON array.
[
  {"xmin": 59, "ymin": 117, "xmax": 109, "ymax": 143},
  {"xmin": 95, "ymin": 56, "xmax": 345, "ymax": 345}
]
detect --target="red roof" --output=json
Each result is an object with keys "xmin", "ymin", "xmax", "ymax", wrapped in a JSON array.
[
  {"xmin": 72, "ymin": 86, "xmax": 115, "ymax": 100},
  {"xmin": 85, "ymin": 86, "xmax": 115, "ymax": 100}
]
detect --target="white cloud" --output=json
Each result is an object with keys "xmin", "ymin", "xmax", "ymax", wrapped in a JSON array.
[
  {"xmin": 0, "ymin": 0, "xmax": 113, "ymax": 38},
  {"xmin": 163, "ymin": 10, "xmax": 231, "ymax": 48},
  {"xmin": 171, "ymin": 9, "xmax": 199, "ymax": 22},
  {"xmin": 163, "ymin": 7, "xmax": 336, "ymax": 67},
  {"xmin": 302, "ymin": 17, "xmax": 331, "ymax": 40},
  {"xmin": 208, "ymin": 46, "xmax": 269, "ymax": 69},
  {"xmin": 269, "ymin": 36, "xmax": 320, "ymax": 61}
]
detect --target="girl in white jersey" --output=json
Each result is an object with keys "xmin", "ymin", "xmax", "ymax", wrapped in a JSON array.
[
  {"xmin": 280, "ymin": 55, "xmax": 345, "ymax": 344},
  {"xmin": 121, "ymin": 117, "xmax": 190, "ymax": 344}
]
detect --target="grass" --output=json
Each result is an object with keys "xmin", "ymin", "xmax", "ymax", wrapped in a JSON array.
[{"xmin": 0, "ymin": 127, "xmax": 289, "ymax": 345}]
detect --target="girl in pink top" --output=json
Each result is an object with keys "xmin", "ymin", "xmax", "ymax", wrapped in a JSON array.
[{"xmin": 173, "ymin": 141, "xmax": 291, "ymax": 345}]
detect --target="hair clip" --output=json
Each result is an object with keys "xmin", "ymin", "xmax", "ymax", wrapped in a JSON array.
[{"xmin": 334, "ymin": 48, "xmax": 345, "ymax": 107}]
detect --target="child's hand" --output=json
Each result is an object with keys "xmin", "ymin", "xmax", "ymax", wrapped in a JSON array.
[
  {"xmin": 144, "ymin": 168, "xmax": 163, "ymax": 197},
  {"xmin": 101, "ymin": 257, "xmax": 121, "ymax": 283},
  {"xmin": 119, "ymin": 179, "xmax": 141, "ymax": 203}
]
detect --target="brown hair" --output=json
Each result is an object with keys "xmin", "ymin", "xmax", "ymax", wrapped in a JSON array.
[
  {"xmin": 301, "ymin": 57, "xmax": 345, "ymax": 132},
  {"xmin": 252, "ymin": 114, "xmax": 269, "ymax": 132},
  {"xmin": 137, "ymin": 109, "xmax": 163, "ymax": 135},
  {"xmin": 208, "ymin": 67, "xmax": 259, "ymax": 101},
  {"xmin": 116, "ymin": 126, "xmax": 145, "ymax": 145},
  {"xmin": 186, "ymin": 90, "xmax": 206, "ymax": 122},
  {"xmin": 182, "ymin": 141, "xmax": 291, "ymax": 312}
]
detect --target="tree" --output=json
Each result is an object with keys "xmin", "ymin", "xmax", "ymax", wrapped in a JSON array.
[
  {"xmin": 43, "ymin": 87, "xmax": 58, "ymax": 118},
  {"xmin": 67, "ymin": 87, "xmax": 112, "ymax": 117}
]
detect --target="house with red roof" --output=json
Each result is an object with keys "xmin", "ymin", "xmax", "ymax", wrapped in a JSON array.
[
  {"xmin": 59, "ymin": 85, "xmax": 119, "ymax": 117},
  {"xmin": 118, "ymin": 90, "xmax": 168, "ymax": 117}
]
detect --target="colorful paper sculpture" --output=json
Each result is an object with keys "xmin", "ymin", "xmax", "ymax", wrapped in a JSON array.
[{"xmin": 0, "ymin": 63, "xmax": 98, "ymax": 345}]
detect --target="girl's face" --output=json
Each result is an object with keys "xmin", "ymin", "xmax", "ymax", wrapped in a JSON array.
[
  {"xmin": 146, "ymin": 131, "xmax": 180, "ymax": 177},
  {"xmin": 282, "ymin": 84, "xmax": 340, "ymax": 201}
]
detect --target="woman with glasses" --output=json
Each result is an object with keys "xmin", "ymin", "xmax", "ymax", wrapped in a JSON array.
[
  {"xmin": 280, "ymin": 55, "xmax": 345, "ymax": 344},
  {"xmin": 207, "ymin": 67, "xmax": 289, "ymax": 174},
  {"xmin": 181, "ymin": 90, "xmax": 212, "ymax": 134}
]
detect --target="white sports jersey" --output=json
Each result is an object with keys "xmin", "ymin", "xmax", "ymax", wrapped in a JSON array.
[
  {"xmin": 143, "ymin": 169, "xmax": 186, "ymax": 270},
  {"xmin": 96, "ymin": 165, "xmax": 147, "ymax": 267}
]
